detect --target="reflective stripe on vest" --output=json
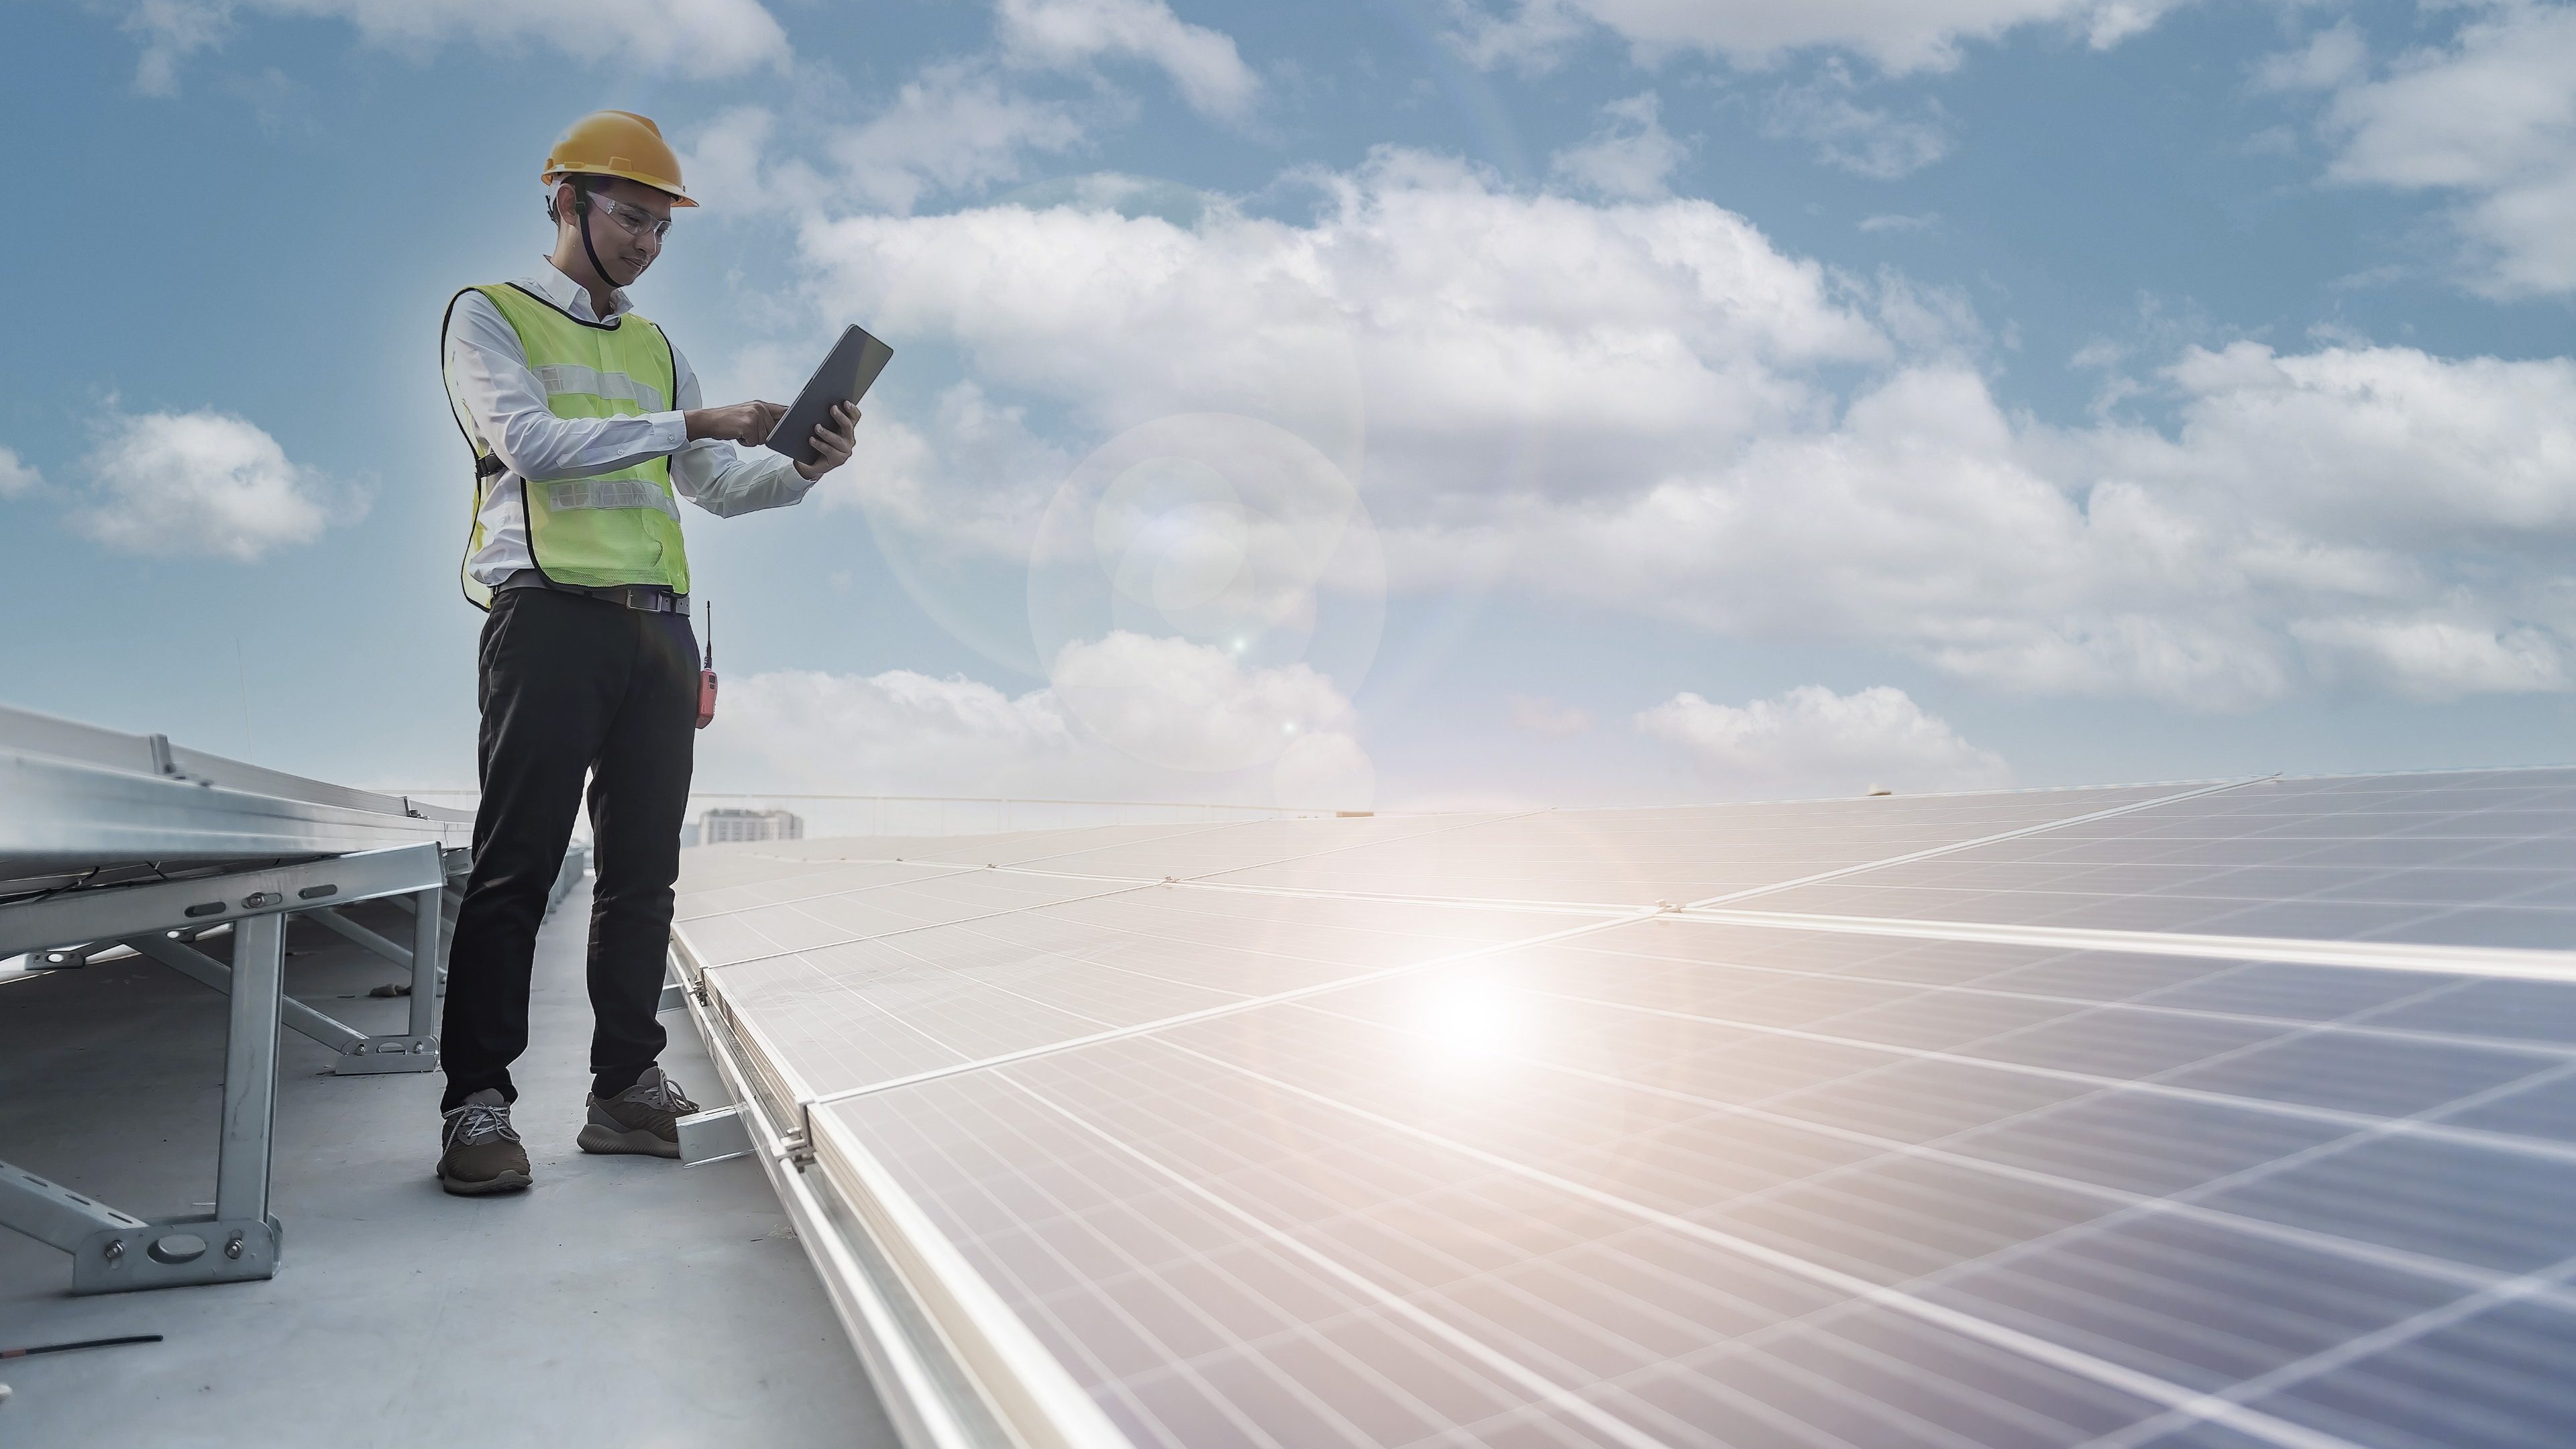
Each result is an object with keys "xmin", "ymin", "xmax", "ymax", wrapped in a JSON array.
[
  {"xmin": 544, "ymin": 477, "xmax": 682, "ymax": 518},
  {"xmin": 444, "ymin": 282, "xmax": 690, "ymax": 609},
  {"xmin": 531, "ymin": 362, "xmax": 667, "ymax": 413}
]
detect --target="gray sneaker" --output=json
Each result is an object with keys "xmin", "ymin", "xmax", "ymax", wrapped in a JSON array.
[
  {"xmin": 438, "ymin": 1089, "xmax": 532, "ymax": 1195},
  {"xmin": 576, "ymin": 1065, "xmax": 699, "ymax": 1159}
]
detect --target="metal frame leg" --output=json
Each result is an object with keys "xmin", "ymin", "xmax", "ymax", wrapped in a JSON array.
[
  {"xmin": 409, "ymin": 886, "xmax": 441, "ymax": 1039},
  {"xmin": 70, "ymin": 913, "xmax": 286, "ymax": 1293},
  {"xmin": 325, "ymin": 891, "xmax": 442, "ymax": 1074},
  {"xmin": 0, "ymin": 845, "xmax": 445, "ymax": 1294},
  {"xmin": 215, "ymin": 913, "xmax": 282, "ymax": 1221}
]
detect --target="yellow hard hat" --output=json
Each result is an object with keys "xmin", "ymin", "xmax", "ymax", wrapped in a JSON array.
[{"xmin": 541, "ymin": 110, "xmax": 698, "ymax": 207}]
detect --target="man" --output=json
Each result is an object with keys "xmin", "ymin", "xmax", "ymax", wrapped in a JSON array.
[{"xmin": 433, "ymin": 110, "xmax": 859, "ymax": 1195}]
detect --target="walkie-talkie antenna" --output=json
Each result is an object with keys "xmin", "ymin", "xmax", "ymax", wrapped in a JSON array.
[{"xmin": 695, "ymin": 600, "xmax": 720, "ymax": 731}]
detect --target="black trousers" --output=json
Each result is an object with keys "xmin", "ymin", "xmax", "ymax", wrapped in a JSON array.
[{"xmin": 440, "ymin": 586, "xmax": 696, "ymax": 1112}]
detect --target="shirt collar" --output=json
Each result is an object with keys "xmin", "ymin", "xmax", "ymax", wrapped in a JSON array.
[{"xmin": 523, "ymin": 257, "xmax": 632, "ymax": 323}]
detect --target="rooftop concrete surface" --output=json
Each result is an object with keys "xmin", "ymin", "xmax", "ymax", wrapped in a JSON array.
[{"xmin": 0, "ymin": 879, "xmax": 894, "ymax": 1449}]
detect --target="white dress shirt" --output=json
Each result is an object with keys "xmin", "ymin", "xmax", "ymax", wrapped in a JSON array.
[{"xmin": 443, "ymin": 260, "xmax": 814, "ymax": 588}]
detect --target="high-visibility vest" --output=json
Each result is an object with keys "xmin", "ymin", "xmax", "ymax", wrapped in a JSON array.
[{"xmin": 442, "ymin": 282, "xmax": 690, "ymax": 610}]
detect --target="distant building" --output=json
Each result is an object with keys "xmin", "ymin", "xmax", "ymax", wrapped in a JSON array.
[{"xmin": 698, "ymin": 807, "xmax": 803, "ymax": 845}]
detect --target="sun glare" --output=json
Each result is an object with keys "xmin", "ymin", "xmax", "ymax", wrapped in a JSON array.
[{"xmin": 1416, "ymin": 976, "xmax": 1527, "ymax": 1067}]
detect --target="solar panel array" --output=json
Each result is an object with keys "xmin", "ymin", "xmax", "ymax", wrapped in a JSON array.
[{"xmin": 672, "ymin": 773, "xmax": 2576, "ymax": 1449}]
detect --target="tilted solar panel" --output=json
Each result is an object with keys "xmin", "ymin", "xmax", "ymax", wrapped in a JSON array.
[
  {"xmin": 674, "ymin": 769, "xmax": 2576, "ymax": 1449},
  {"xmin": 1743, "ymin": 771, "xmax": 2576, "ymax": 948}
]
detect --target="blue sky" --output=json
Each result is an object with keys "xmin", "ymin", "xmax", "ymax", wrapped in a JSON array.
[{"xmin": 7, "ymin": 0, "xmax": 2576, "ymax": 812}]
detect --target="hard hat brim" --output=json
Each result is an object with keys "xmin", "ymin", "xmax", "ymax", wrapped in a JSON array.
[{"xmin": 543, "ymin": 164, "xmax": 700, "ymax": 207}]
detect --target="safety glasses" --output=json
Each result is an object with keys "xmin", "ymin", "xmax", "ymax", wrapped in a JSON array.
[{"xmin": 585, "ymin": 191, "xmax": 674, "ymax": 241}]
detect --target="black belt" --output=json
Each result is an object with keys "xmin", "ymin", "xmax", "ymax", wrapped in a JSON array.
[{"xmin": 496, "ymin": 570, "xmax": 687, "ymax": 614}]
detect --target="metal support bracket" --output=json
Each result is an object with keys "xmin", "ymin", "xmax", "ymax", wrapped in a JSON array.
[
  {"xmin": 306, "ymin": 906, "xmax": 412, "ymax": 968},
  {"xmin": 0, "ymin": 846, "xmax": 443, "ymax": 1294},
  {"xmin": 125, "ymin": 934, "xmax": 369, "ymax": 1056},
  {"xmin": 677, "ymin": 1106, "xmax": 753, "ymax": 1167},
  {"xmin": 332, "ymin": 1035, "xmax": 439, "ymax": 1074},
  {"xmin": 72, "ymin": 1215, "xmax": 282, "ymax": 1295},
  {"xmin": 121, "ymin": 883, "xmax": 446, "ymax": 1074},
  {"xmin": 0, "ymin": 844, "xmax": 446, "ymax": 960},
  {"xmin": 657, "ymin": 980, "xmax": 687, "ymax": 1014},
  {"xmin": 23, "ymin": 940, "xmax": 109, "ymax": 970},
  {"xmin": 0, "ymin": 1160, "xmax": 150, "ymax": 1251}
]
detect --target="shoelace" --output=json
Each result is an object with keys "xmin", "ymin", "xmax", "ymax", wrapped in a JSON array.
[
  {"xmin": 630, "ymin": 1075, "xmax": 698, "ymax": 1115},
  {"xmin": 445, "ymin": 1101, "xmax": 521, "ymax": 1148}
]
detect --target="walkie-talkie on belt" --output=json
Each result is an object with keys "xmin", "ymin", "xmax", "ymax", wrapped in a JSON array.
[{"xmin": 697, "ymin": 601, "xmax": 718, "ymax": 730}]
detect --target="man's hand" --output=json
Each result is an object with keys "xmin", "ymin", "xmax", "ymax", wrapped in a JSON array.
[
  {"xmin": 795, "ymin": 402, "xmax": 861, "ymax": 482},
  {"xmin": 684, "ymin": 400, "xmax": 786, "ymax": 445}
]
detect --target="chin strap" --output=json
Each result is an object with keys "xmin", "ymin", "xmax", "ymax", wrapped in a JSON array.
[{"xmin": 572, "ymin": 178, "xmax": 627, "ymax": 310}]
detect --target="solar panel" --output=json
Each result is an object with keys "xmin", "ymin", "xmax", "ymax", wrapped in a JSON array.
[
  {"xmin": 675, "ymin": 769, "xmax": 2576, "ymax": 1449},
  {"xmin": 0, "ymin": 700, "xmax": 472, "ymax": 897},
  {"xmin": 1197, "ymin": 787, "xmax": 2206, "ymax": 909},
  {"xmin": 1743, "ymin": 771, "xmax": 2576, "ymax": 948}
]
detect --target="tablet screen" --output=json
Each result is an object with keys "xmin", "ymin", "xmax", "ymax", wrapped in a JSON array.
[{"xmin": 763, "ymin": 324, "xmax": 894, "ymax": 464}]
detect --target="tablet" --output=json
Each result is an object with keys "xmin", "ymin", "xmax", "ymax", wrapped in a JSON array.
[{"xmin": 763, "ymin": 324, "xmax": 894, "ymax": 464}]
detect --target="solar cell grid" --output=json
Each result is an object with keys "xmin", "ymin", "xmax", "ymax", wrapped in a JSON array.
[
  {"xmin": 1199, "ymin": 786, "xmax": 2207, "ymax": 909},
  {"xmin": 688, "ymin": 769, "xmax": 2576, "ymax": 1448},
  {"xmin": 1750, "ymin": 769, "xmax": 2576, "ymax": 948},
  {"xmin": 677, "ymin": 868, "xmax": 1151, "ymax": 969},
  {"xmin": 998, "ymin": 813, "xmax": 1538, "ymax": 881},
  {"xmin": 748, "ymin": 820, "xmax": 1250, "ymax": 869},
  {"xmin": 828, "ymin": 961, "xmax": 2576, "ymax": 1445},
  {"xmin": 701, "ymin": 888, "xmax": 1586, "ymax": 1101},
  {"xmin": 674, "ymin": 857, "xmax": 970, "ymax": 921}
]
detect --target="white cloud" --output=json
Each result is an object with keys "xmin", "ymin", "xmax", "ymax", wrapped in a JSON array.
[
  {"xmin": 1550, "ymin": 92, "xmax": 1689, "ymax": 199},
  {"xmin": 832, "ymin": 62, "xmax": 1091, "ymax": 214},
  {"xmin": 1451, "ymin": 0, "xmax": 2194, "ymax": 74},
  {"xmin": 75, "ymin": 409, "xmax": 339, "ymax": 561},
  {"xmin": 672, "ymin": 106, "xmax": 807, "ymax": 214},
  {"xmin": 783, "ymin": 151, "xmax": 2576, "ymax": 708},
  {"xmin": 2292, "ymin": 617, "xmax": 2569, "ymax": 699},
  {"xmin": 2282, "ymin": 5, "xmax": 2576, "ymax": 296},
  {"xmin": 124, "ymin": 0, "xmax": 230, "ymax": 95},
  {"xmin": 704, "ymin": 633, "xmax": 1373, "ymax": 808},
  {"xmin": 996, "ymin": 0, "xmax": 1260, "ymax": 119},
  {"xmin": 2254, "ymin": 19, "xmax": 2366, "ymax": 94},
  {"xmin": 798, "ymin": 149, "xmax": 1884, "ymax": 492},
  {"xmin": 121, "ymin": 0, "xmax": 787, "ymax": 91},
  {"xmin": 676, "ymin": 83, "xmax": 1088, "ymax": 220},
  {"xmin": 1638, "ymin": 686, "xmax": 2009, "ymax": 796},
  {"xmin": 1481, "ymin": 342, "xmax": 2576, "ymax": 708},
  {"xmin": 1050, "ymin": 631, "xmax": 1359, "ymax": 773},
  {"xmin": 680, "ymin": 1, "xmax": 1256, "ymax": 219},
  {"xmin": 820, "ymin": 380, "xmax": 1073, "ymax": 548},
  {"xmin": 0, "ymin": 447, "xmax": 42, "ymax": 498},
  {"xmin": 1764, "ymin": 65, "xmax": 1954, "ymax": 178}
]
